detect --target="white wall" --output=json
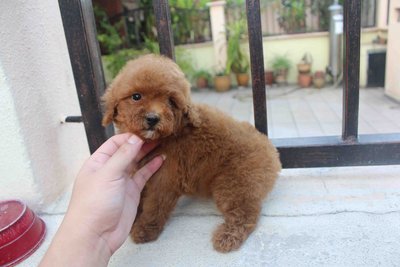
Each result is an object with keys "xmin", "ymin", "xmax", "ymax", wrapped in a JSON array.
[{"xmin": 0, "ymin": 0, "xmax": 90, "ymax": 211}]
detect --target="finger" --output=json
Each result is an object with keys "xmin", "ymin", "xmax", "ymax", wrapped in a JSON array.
[
  {"xmin": 124, "ymin": 141, "xmax": 159, "ymax": 175},
  {"xmin": 135, "ymin": 141, "xmax": 159, "ymax": 163},
  {"xmin": 90, "ymin": 133, "xmax": 133, "ymax": 165},
  {"xmin": 101, "ymin": 135, "xmax": 144, "ymax": 179},
  {"xmin": 132, "ymin": 155, "xmax": 165, "ymax": 192}
]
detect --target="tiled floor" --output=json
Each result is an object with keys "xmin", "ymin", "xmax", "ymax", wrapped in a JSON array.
[{"xmin": 191, "ymin": 86, "xmax": 400, "ymax": 138}]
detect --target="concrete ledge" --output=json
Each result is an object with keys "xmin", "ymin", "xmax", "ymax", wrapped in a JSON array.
[{"xmin": 21, "ymin": 165, "xmax": 400, "ymax": 266}]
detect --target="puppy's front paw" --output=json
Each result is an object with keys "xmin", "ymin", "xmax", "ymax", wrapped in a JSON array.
[
  {"xmin": 212, "ymin": 224, "xmax": 245, "ymax": 253},
  {"xmin": 131, "ymin": 223, "xmax": 161, "ymax": 243}
]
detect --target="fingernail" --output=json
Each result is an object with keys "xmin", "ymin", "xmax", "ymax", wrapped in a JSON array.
[
  {"xmin": 128, "ymin": 135, "xmax": 143, "ymax": 145},
  {"xmin": 161, "ymin": 154, "xmax": 167, "ymax": 160}
]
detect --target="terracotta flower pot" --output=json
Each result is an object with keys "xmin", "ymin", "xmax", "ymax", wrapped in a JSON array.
[
  {"xmin": 196, "ymin": 77, "xmax": 208, "ymax": 89},
  {"xmin": 298, "ymin": 73, "xmax": 312, "ymax": 88},
  {"xmin": 313, "ymin": 71, "xmax": 325, "ymax": 89},
  {"xmin": 214, "ymin": 76, "xmax": 231, "ymax": 92},
  {"xmin": 265, "ymin": 71, "xmax": 274, "ymax": 85},
  {"xmin": 314, "ymin": 71, "xmax": 325, "ymax": 78},
  {"xmin": 313, "ymin": 77, "xmax": 325, "ymax": 89},
  {"xmin": 297, "ymin": 63, "xmax": 311, "ymax": 74},
  {"xmin": 236, "ymin": 73, "xmax": 250, "ymax": 87},
  {"xmin": 275, "ymin": 68, "xmax": 288, "ymax": 85}
]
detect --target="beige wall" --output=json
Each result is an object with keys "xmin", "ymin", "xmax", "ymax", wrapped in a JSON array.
[
  {"xmin": 179, "ymin": 28, "xmax": 387, "ymax": 87},
  {"xmin": 261, "ymin": 32, "xmax": 329, "ymax": 84},
  {"xmin": 385, "ymin": 0, "xmax": 400, "ymax": 100}
]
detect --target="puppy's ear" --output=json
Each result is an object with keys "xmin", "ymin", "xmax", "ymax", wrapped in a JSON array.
[
  {"xmin": 169, "ymin": 93, "xmax": 199, "ymax": 127},
  {"xmin": 184, "ymin": 104, "xmax": 200, "ymax": 127},
  {"xmin": 101, "ymin": 88, "xmax": 118, "ymax": 126}
]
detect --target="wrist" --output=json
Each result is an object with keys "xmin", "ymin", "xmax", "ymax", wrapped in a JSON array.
[{"xmin": 40, "ymin": 214, "xmax": 112, "ymax": 267}]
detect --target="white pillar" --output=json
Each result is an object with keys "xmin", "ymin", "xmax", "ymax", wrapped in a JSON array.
[
  {"xmin": 207, "ymin": 1, "xmax": 227, "ymax": 71},
  {"xmin": 385, "ymin": 0, "xmax": 400, "ymax": 101},
  {"xmin": 376, "ymin": 0, "xmax": 389, "ymax": 29},
  {"xmin": 0, "ymin": 0, "xmax": 90, "ymax": 211}
]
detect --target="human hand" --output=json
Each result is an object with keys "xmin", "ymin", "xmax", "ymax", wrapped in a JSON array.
[{"xmin": 40, "ymin": 133, "xmax": 164, "ymax": 267}]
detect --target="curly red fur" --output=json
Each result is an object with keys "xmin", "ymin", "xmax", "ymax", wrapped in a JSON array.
[{"xmin": 102, "ymin": 54, "xmax": 281, "ymax": 252}]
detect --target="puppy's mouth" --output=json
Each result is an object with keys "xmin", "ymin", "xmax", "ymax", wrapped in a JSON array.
[{"xmin": 141, "ymin": 128, "xmax": 159, "ymax": 140}]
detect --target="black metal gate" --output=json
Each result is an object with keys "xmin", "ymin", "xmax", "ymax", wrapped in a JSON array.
[{"xmin": 59, "ymin": 0, "xmax": 400, "ymax": 168}]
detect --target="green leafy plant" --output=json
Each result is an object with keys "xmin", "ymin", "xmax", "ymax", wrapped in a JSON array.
[
  {"xmin": 193, "ymin": 69, "xmax": 212, "ymax": 80},
  {"xmin": 104, "ymin": 42, "xmax": 194, "ymax": 80},
  {"xmin": 93, "ymin": 5, "xmax": 123, "ymax": 54},
  {"xmin": 140, "ymin": 0, "xmax": 209, "ymax": 45},
  {"xmin": 169, "ymin": 0, "xmax": 209, "ymax": 8},
  {"xmin": 143, "ymin": 36, "xmax": 159, "ymax": 53},
  {"xmin": 276, "ymin": 0, "xmax": 307, "ymax": 33},
  {"xmin": 215, "ymin": 68, "xmax": 229, "ymax": 77},
  {"xmin": 104, "ymin": 49, "xmax": 150, "ymax": 78},
  {"xmin": 270, "ymin": 54, "xmax": 292, "ymax": 72},
  {"xmin": 226, "ymin": 0, "xmax": 245, "ymax": 5},
  {"xmin": 226, "ymin": 19, "xmax": 249, "ymax": 74},
  {"xmin": 193, "ymin": 69, "xmax": 212, "ymax": 88},
  {"xmin": 310, "ymin": 0, "xmax": 344, "ymax": 31},
  {"xmin": 176, "ymin": 48, "xmax": 195, "ymax": 81},
  {"xmin": 144, "ymin": 37, "xmax": 195, "ymax": 79}
]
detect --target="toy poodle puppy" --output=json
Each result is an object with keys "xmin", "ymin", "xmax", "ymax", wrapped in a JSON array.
[{"xmin": 102, "ymin": 54, "xmax": 281, "ymax": 252}]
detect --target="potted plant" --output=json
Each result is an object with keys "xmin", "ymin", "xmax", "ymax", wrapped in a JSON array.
[
  {"xmin": 271, "ymin": 54, "xmax": 291, "ymax": 85},
  {"xmin": 233, "ymin": 62, "xmax": 250, "ymax": 87},
  {"xmin": 313, "ymin": 71, "xmax": 325, "ymax": 89},
  {"xmin": 265, "ymin": 70, "xmax": 274, "ymax": 85},
  {"xmin": 298, "ymin": 73, "xmax": 312, "ymax": 88},
  {"xmin": 193, "ymin": 69, "xmax": 211, "ymax": 89},
  {"xmin": 226, "ymin": 20, "xmax": 250, "ymax": 87},
  {"xmin": 297, "ymin": 53, "xmax": 312, "ymax": 73},
  {"xmin": 214, "ymin": 69, "xmax": 231, "ymax": 92},
  {"xmin": 297, "ymin": 53, "xmax": 313, "ymax": 88}
]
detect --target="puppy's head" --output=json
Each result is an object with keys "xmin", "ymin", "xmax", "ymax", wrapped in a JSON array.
[{"xmin": 102, "ymin": 54, "xmax": 194, "ymax": 141}]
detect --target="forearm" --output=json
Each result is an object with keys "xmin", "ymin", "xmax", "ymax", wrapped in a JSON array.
[{"xmin": 40, "ymin": 215, "xmax": 111, "ymax": 267}]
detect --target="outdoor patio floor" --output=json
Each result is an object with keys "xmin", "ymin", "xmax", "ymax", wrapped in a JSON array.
[
  {"xmin": 191, "ymin": 86, "xmax": 400, "ymax": 138},
  {"xmin": 21, "ymin": 86, "xmax": 400, "ymax": 267}
]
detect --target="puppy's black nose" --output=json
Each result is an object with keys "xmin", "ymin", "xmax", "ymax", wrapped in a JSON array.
[{"xmin": 146, "ymin": 113, "xmax": 160, "ymax": 127}]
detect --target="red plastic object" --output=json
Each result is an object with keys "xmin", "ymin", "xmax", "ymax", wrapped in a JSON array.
[{"xmin": 0, "ymin": 200, "xmax": 46, "ymax": 267}]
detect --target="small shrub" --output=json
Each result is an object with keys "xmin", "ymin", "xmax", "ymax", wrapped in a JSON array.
[{"xmin": 270, "ymin": 54, "xmax": 292, "ymax": 72}]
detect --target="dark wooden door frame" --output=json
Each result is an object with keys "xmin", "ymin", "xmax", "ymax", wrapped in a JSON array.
[{"xmin": 59, "ymin": 0, "xmax": 400, "ymax": 167}]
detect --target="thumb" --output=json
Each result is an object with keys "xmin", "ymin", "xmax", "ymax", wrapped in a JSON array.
[{"xmin": 101, "ymin": 135, "xmax": 144, "ymax": 179}]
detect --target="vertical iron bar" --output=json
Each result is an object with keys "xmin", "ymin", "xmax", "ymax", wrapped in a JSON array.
[
  {"xmin": 342, "ymin": 0, "xmax": 361, "ymax": 141},
  {"xmin": 59, "ymin": 0, "xmax": 114, "ymax": 154},
  {"xmin": 246, "ymin": 0, "xmax": 268, "ymax": 135},
  {"xmin": 373, "ymin": 0, "xmax": 377, "ymax": 27},
  {"xmin": 364, "ymin": 0, "xmax": 369, "ymax": 27},
  {"xmin": 153, "ymin": 0, "xmax": 175, "ymax": 60},
  {"xmin": 207, "ymin": 7, "xmax": 213, "ymax": 42}
]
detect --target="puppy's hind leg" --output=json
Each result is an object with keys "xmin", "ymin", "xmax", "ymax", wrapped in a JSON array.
[{"xmin": 211, "ymin": 176, "xmax": 266, "ymax": 252}]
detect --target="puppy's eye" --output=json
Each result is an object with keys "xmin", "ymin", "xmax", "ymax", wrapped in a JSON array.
[
  {"xmin": 132, "ymin": 93, "xmax": 142, "ymax": 101},
  {"xmin": 169, "ymin": 97, "xmax": 178, "ymax": 108}
]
